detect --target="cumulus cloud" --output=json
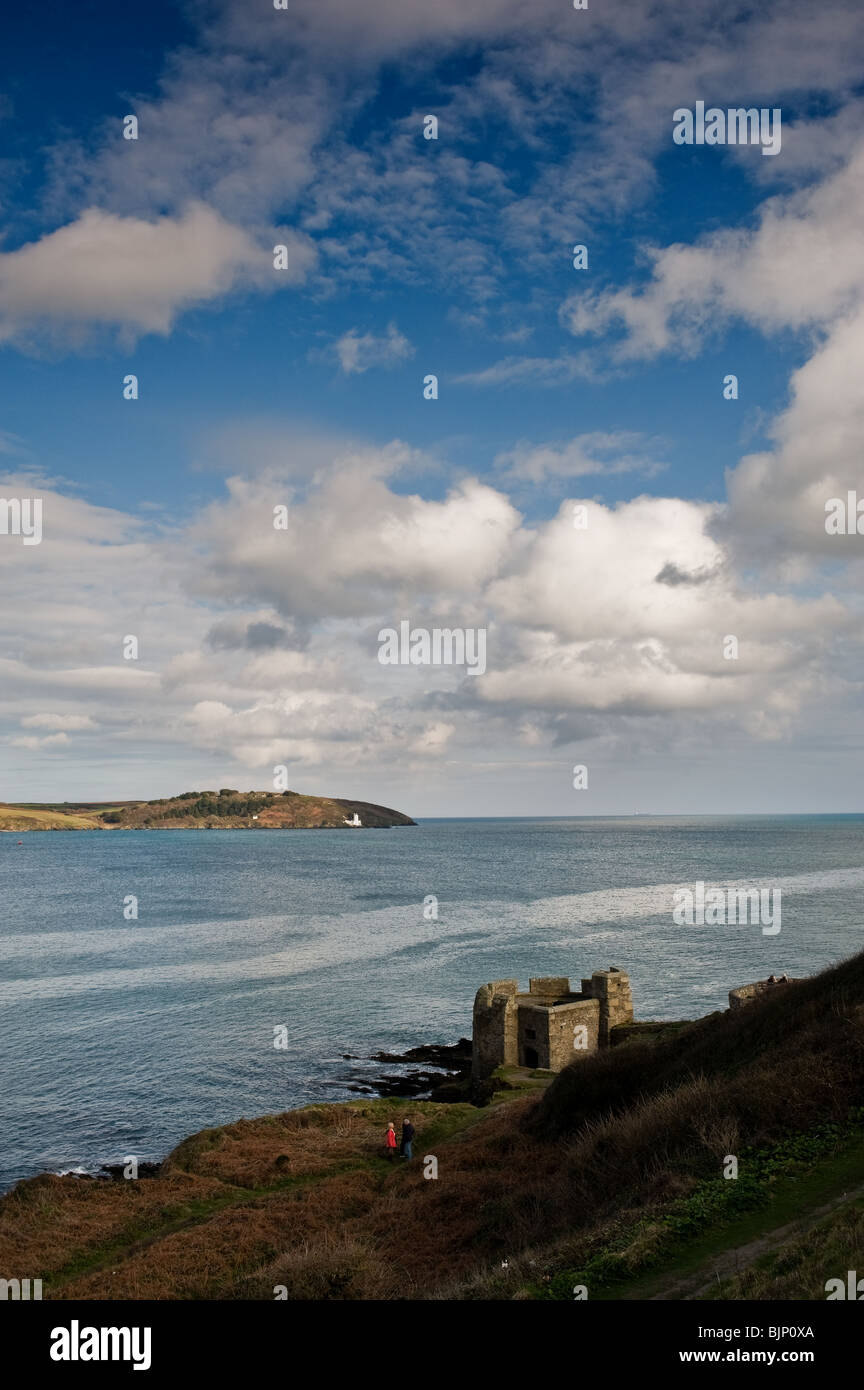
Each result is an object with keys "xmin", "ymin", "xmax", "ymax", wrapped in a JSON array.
[
  {"xmin": 4, "ymin": 0, "xmax": 858, "ymax": 342},
  {"xmin": 0, "ymin": 428, "xmax": 860, "ymax": 798},
  {"xmin": 187, "ymin": 447, "xmax": 521, "ymax": 620},
  {"xmin": 0, "ymin": 204, "xmax": 315, "ymax": 346},
  {"xmin": 725, "ymin": 307, "xmax": 864, "ymax": 559},
  {"xmin": 562, "ymin": 144, "xmax": 864, "ymax": 359},
  {"xmin": 6, "ymin": 1, "xmax": 864, "ymax": 800},
  {"xmin": 479, "ymin": 496, "xmax": 845, "ymax": 734},
  {"xmin": 559, "ymin": 140, "xmax": 864, "ymax": 562},
  {"xmin": 205, "ymin": 616, "xmax": 307, "ymax": 652},
  {"xmin": 25, "ymin": 0, "xmax": 860, "ymax": 329}
]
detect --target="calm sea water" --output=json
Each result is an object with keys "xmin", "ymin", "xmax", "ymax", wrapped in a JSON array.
[{"xmin": 1, "ymin": 815, "xmax": 864, "ymax": 1191}]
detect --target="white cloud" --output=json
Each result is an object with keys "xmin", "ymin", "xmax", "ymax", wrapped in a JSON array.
[
  {"xmin": 558, "ymin": 139, "xmax": 864, "ymax": 562},
  {"xmin": 0, "ymin": 203, "xmax": 315, "ymax": 346},
  {"xmin": 332, "ymin": 322, "xmax": 414, "ymax": 374},
  {"xmin": 13, "ymin": 0, "xmax": 864, "ymax": 334},
  {"xmin": 7, "ymin": 0, "xmax": 864, "ymax": 799},
  {"xmin": 724, "ymin": 305, "xmax": 864, "ymax": 558},
  {"xmin": 455, "ymin": 353, "xmax": 599, "ymax": 387},
  {"xmin": 562, "ymin": 143, "xmax": 864, "ymax": 358},
  {"xmin": 0, "ymin": 435, "xmax": 859, "ymax": 795},
  {"xmin": 480, "ymin": 496, "xmax": 845, "ymax": 731},
  {"xmin": 495, "ymin": 432, "xmax": 667, "ymax": 484},
  {"xmin": 187, "ymin": 447, "xmax": 521, "ymax": 620},
  {"xmin": 20, "ymin": 714, "xmax": 97, "ymax": 731},
  {"xmin": 10, "ymin": 731, "xmax": 70, "ymax": 750}
]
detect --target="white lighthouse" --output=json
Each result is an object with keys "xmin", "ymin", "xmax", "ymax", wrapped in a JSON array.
[{"xmin": 343, "ymin": 812, "xmax": 362, "ymax": 827}]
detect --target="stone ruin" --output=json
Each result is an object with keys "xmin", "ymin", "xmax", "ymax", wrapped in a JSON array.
[
  {"xmin": 728, "ymin": 973, "xmax": 801, "ymax": 1009},
  {"xmin": 471, "ymin": 968, "xmax": 634, "ymax": 1078}
]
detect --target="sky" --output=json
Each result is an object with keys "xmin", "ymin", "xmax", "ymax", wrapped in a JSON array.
[{"xmin": 1, "ymin": 0, "xmax": 864, "ymax": 816}]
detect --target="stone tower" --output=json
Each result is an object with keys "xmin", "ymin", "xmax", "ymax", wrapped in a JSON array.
[
  {"xmin": 580, "ymin": 968, "xmax": 635, "ymax": 1046},
  {"xmin": 471, "ymin": 979, "xmax": 519, "ymax": 1078},
  {"xmin": 472, "ymin": 968, "xmax": 634, "ymax": 1079}
]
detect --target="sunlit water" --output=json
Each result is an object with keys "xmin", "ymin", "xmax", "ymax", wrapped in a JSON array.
[{"xmin": 1, "ymin": 815, "xmax": 863, "ymax": 1190}]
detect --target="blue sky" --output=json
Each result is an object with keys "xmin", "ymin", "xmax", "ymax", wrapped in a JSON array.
[{"xmin": 2, "ymin": 0, "xmax": 864, "ymax": 813}]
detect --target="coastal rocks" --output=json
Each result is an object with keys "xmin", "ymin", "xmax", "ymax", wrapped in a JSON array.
[
  {"xmin": 347, "ymin": 1070, "xmax": 449, "ymax": 1098},
  {"xmin": 51, "ymin": 1161, "xmax": 163, "ymax": 1183},
  {"xmin": 99, "ymin": 1161, "xmax": 162, "ymax": 1180},
  {"xmin": 343, "ymin": 1038, "xmax": 473, "ymax": 1101},
  {"xmin": 369, "ymin": 1040, "xmax": 472, "ymax": 1069}
]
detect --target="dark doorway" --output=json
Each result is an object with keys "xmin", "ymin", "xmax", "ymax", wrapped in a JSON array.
[{"xmin": 524, "ymin": 1046, "xmax": 539, "ymax": 1068}]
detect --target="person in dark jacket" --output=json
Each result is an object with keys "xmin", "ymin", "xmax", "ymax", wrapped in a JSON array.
[{"xmin": 400, "ymin": 1117, "xmax": 415, "ymax": 1160}]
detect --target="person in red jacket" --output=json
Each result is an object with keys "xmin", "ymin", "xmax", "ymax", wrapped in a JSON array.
[{"xmin": 385, "ymin": 1121, "xmax": 398, "ymax": 1160}]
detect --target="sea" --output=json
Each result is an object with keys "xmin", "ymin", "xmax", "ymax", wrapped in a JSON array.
[{"xmin": 1, "ymin": 814, "xmax": 863, "ymax": 1191}]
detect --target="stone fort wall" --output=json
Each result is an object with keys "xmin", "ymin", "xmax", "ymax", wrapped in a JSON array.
[{"xmin": 472, "ymin": 970, "xmax": 633, "ymax": 1078}]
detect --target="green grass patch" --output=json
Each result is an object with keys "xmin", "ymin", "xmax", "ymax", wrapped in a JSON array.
[{"xmin": 533, "ymin": 1112, "xmax": 864, "ymax": 1301}]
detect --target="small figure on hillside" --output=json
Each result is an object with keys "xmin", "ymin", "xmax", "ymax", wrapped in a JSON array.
[
  {"xmin": 385, "ymin": 1121, "xmax": 398, "ymax": 1160},
  {"xmin": 400, "ymin": 1117, "xmax": 415, "ymax": 1160}
]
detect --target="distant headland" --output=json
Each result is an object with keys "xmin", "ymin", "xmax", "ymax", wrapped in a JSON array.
[{"xmin": 0, "ymin": 789, "xmax": 416, "ymax": 832}]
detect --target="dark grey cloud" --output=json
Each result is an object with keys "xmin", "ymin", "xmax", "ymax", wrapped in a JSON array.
[
  {"xmin": 205, "ymin": 618, "xmax": 307, "ymax": 651},
  {"xmin": 655, "ymin": 562, "xmax": 717, "ymax": 588}
]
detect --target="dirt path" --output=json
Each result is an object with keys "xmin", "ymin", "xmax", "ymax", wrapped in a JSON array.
[{"xmin": 648, "ymin": 1179, "xmax": 864, "ymax": 1300}]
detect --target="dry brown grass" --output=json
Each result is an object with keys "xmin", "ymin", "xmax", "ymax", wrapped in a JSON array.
[
  {"xmin": 240, "ymin": 1233, "xmax": 399, "ymax": 1301},
  {"xmin": 165, "ymin": 1106, "xmax": 378, "ymax": 1187},
  {"xmin": 0, "ymin": 1171, "xmax": 227, "ymax": 1278},
  {"xmin": 0, "ymin": 1100, "xmax": 490, "ymax": 1300},
  {"xmin": 60, "ymin": 1172, "xmax": 382, "ymax": 1300}
]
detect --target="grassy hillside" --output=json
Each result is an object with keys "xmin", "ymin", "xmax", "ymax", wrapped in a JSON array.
[
  {"xmin": 0, "ymin": 790, "xmax": 415, "ymax": 831},
  {"xmin": 3, "ymin": 951, "xmax": 863, "ymax": 1299},
  {"xmin": 0, "ymin": 804, "xmax": 107, "ymax": 831}
]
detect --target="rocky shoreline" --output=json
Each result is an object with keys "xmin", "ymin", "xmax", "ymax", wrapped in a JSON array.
[
  {"xmin": 341, "ymin": 1038, "xmax": 474, "ymax": 1100},
  {"xmin": 56, "ymin": 1037, "xmax": 478, "ymax": 1187}
]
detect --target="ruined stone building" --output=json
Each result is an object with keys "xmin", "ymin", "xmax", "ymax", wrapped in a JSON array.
[
  {"xmin": 728, "ymin": 974, "xmax": 799, "ymax": 1008},
  {"xmin": 472, "ymin": 969, "xmax": 634, "ymax": 1078}
]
